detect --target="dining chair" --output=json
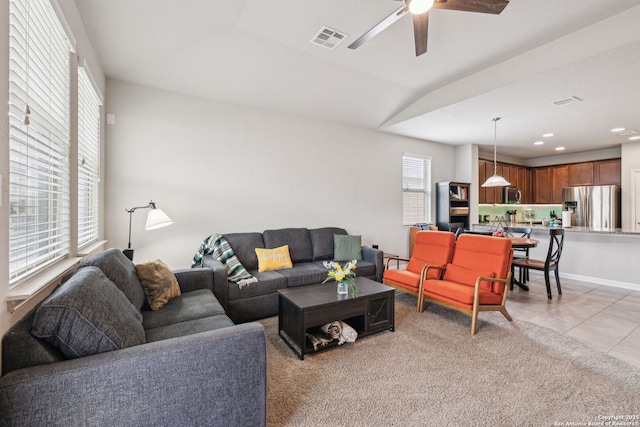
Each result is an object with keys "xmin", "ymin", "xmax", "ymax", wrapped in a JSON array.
[
  {"xmin": 511, "ymin": 228, "xmax": 565, "ymax": 299},
  {"xmin": 503, "ymin": 226, "xmax": 532, "ymax": 283},
  {"xmin": 458, "ymin": 230, "xmax": 493, "ymax": 238}
]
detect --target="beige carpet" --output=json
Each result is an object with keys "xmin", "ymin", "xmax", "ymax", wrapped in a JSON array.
[{"xmin": 261, "ymin": 293, "xmax": 640, "ymax": 427}]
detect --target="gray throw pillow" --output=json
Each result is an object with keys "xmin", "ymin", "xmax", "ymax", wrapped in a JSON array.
[
  {"xmin": 32, "ymin": 266, "xmax": 146, "ymax": 359},
  {"xmin": 333, "ymin": 235, "xmax": 363, "ymax": 261},
  {"xmin": 79, "ymin": 248, "xmax": 146, "ymax": 310}
]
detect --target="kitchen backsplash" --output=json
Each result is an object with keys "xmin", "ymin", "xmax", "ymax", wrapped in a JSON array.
[{"xmin": 478, "ymin": 204, "xmax": 562, "ymax": 224}]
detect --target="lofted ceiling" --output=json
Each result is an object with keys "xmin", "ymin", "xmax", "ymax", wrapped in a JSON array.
[{"xmin": 74, "ymin": 0, "xmax": 640, "ymax": 160}]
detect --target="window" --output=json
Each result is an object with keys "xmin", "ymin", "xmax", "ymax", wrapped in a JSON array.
[
  {"xmin": 77, "ymin": 67, "xmax": 102, "ymax": 248},
  {"xmin": 402, "ymin": 153, "xmax": 432, "ymax": 225},
  {"xmin": 8, "ymin": 0, "xmax": 73, "ymax": 284}
]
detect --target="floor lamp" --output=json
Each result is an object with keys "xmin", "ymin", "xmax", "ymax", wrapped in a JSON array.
[{"xmin": 124, "ymin": 200, "xmax": 173, "ymax": 261}]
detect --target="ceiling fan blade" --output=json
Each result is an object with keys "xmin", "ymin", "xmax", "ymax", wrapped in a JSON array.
[
  {"xmin": 348, "ymin": 5, "xmax": 408, "ymax": 50},
  {"xmin": 413, "ymin": 12, "xmax": 429, "ymax": 56},
  {"xmin": 433, "ymin": 0, "xmax": 509, "ymax": 14}
]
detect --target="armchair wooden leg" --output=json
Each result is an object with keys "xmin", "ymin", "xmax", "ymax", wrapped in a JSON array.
[
  {"xmin": 499, "ymin": 307, "xmax": 513, "ymax": 322},
  {"xmin": 471, "ymin": 311, "xmax": 478, "ymax": 336},
  {"xmin": 471, "ymin": 300, "xmax": 480, "ymax": 336}
]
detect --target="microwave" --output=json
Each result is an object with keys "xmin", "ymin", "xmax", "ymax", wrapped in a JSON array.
[{"xmin": 503, "ymin": 187, "xmax": 521, "ymax": 204}]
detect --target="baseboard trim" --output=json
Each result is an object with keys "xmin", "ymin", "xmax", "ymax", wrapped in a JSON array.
[{"xmin": 529, "ymin": 270, "xmax": 640, "ymax": 292}]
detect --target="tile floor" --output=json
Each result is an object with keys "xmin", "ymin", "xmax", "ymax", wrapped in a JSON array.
[{"xmin": 506, "ymin": 272, "xmax": 640, "ymax": 369}]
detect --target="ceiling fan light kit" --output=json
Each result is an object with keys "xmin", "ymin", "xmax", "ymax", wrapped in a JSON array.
[
  {"xmin": 482, "ymin": 117, "xmax": 511, "ymax": 188},
  {"xmin": 349, "ymin": 0, "xmax": 509, "ymax": 56},
  {"xmin": 408, "ymin": 0, "xmax": 434, "ymax": 15}
]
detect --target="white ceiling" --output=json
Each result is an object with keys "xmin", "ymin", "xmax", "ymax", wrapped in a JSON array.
[{"xmin": 74, "ymin": 0, "xmax": 640, "ymax": 160}]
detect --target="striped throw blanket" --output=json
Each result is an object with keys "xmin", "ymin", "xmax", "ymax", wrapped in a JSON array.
[{"xmin": 192, "ymin": 233, "xmax": 258, "ymax": 288}]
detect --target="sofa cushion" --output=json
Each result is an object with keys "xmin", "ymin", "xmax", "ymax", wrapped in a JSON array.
[
  {"xmin": 135, "ymin": 260, "xmax": 181, "ymax": 310},
  {"xmin": 382, "ymin": 269, "xmax": 421, "ymax": 292},
  {"xmin": 422, "ymin": 280, "xmax": 504, "ymax": 307},
  {"xmin": 333, "ymin": 234, "xmax": 363, "ymax": 261},
  {"xmin": 31, "ymin": 267, "xmax": 146, "ymax": 359},
  {"xmin": 223, "ymin": 232, "xmax": 265, "ymax": 271},
  {"xmin": 442, "ymin": 263, "xmax": 495, "ymax": 291},
  {"xmin": 227, "ymin": 270, "xmax": 288, "ymax": 300},
  {"xmin": 80, "ymin": 248, "xmax": 146, "ymax": 311},
  {"xmin": 255, "ymin": 245, "xmax": 293, "ymax": 272},
  {"xmin": 309, "ymin": 227, "xmax": 348, "ymax": 260},
  {"xmin": 276, "ymin": 262, "xmax": 329, "ymax": 287},
  {"xmin": 351, "ymin": 260, "xmax": 376, "ymax": 278},
  {"xmin": 263, "ymin": 228, "xmax": 313, "ymax": 263},
  {"xmin": 145, "ymin": 315, "xmax": 235, "ymax": 342},
  {"xmin": 141, "ymin": 289, "xmax": 226, "ymax": 330}
]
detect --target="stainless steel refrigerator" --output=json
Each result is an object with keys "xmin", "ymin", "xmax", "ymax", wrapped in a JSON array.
[{"xmin": 561, "ymin": 185, "xmax": 621, "ymax": 228}]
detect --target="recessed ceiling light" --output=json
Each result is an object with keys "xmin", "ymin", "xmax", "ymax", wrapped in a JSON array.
[
  {"xmin": 555, "ymin": 147, "xmax": 565, "ymax": 151},
  {"xmin": 629, "ymin": 136, "xmax": 640, "ymax": 141},
  {"xmin": 542, "ymin": 133, "xmax": 554, "ymax": 138},
  {"xmin": 534, "ymin": 141, "xmax": 544, "ymax": 145},
  {"xmin": 611, "ymin": 127, "xmax": 625, "ymax": 133}
]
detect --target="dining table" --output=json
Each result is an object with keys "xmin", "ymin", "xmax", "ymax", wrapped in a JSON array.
[{"xmin": 508, "ymin": 237, "xmax": 539, "ymax": 291}]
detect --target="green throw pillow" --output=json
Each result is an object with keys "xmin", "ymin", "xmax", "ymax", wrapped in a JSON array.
[{"xmin": 333, "ymin": 235, "xmax": 363, "ymax": 261}]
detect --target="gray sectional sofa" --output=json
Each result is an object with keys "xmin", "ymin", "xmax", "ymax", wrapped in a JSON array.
[
  {"xmin": 0, "ymin": 249, "xmax": 266, "ymax": 426},
  {"xmin": 200, "ymin": 227, "xmax": 383, "ymax": 323}
]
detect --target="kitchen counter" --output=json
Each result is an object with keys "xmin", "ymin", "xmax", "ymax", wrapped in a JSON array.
[
  {"xmin": 474, "ymin": 223, "xmax": 640, "ymax": 236},
  {"xmin": 473, "ymin": 223, "xmax": 640, "ymax": 291}
]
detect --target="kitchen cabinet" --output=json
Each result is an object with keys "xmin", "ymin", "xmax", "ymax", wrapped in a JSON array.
[
  {"xmin": 479, "ymin": 160, "xmax": 499, "ymax": 203},
  {"xmin": 534, "ymin": 167, "xmax": 551, "ymax": 204},
  {"xmin": 478, "ymin": 160, "xmax": 531, "ymax": 204},
  {"xmin": 480, "ymin": 158, "xmax": 621, "ymax": 205},
  {"xmin": 551, "ymin": 165, "xmax": 569, "ymax": 203},
  {"xmin": 478, "ymin": 160, "xmax": 487, "ymax": 204},
  {"xmin": 595, "ymin": 159, "xmax": 621, "ymax": 185},
  {"xmin": 518, "ymin": 167, "xmax": 531, "ymax": 203},
  {"xmin": 569, "ymin": 162, "xmax": 595, "ymax": 186}
]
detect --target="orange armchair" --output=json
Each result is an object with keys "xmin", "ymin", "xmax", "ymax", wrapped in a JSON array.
[
  {"xmin": 383, "ymin": 231, "xmax": 455, "ymax": 297},
  {"xmin": 417, "ymin": 234, "xmax": 514, "ymax": 335}
]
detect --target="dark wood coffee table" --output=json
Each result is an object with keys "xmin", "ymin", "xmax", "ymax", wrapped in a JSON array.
[{"xmin": 278, "ymin": 277, "xmax": 395, "ymax": 360}]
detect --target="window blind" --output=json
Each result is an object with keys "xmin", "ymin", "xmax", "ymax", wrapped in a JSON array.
[
  {"xmin": 8, "ymin": 0, "xmax": 72, "ymax": 284},
  {"xmin": 77, "ymin": 67, "xmax": 102, "ymax": 248},
  {"xmin": 402, "ymin": 154, "xmax": 432, "ymax": 225}
]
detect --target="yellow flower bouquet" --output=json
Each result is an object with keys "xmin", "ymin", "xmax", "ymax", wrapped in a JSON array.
[{"xmin": 323, "ymin": 260, "xmax": 358, "ymax": 295}]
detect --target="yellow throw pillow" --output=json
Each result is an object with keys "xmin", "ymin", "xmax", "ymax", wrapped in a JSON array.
[{"xmin": 255, "ymin": 245, "xmax": 293, "ymax": 272}]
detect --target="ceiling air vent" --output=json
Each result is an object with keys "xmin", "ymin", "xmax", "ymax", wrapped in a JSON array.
[
  {"xmin": 310, "ymin": 26, "xmax": 348, "ymax": 50},
  {"xmin": 553, "ymin": 96, "xmax": 583, "ymax": 106}
]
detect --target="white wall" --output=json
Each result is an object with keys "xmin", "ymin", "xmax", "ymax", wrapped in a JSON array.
[
  {"xmin": 621, "ymin": 141, "xmax": 640, "ymax": 229},
  {"xmin": 105, "ymin": 80, "xmax": 457, "ymax": 268}
]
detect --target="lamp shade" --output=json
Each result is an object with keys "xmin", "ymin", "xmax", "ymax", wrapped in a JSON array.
[
  {"xmin": 482, "ymin": 174, "xmax": 511, "ymax": 187},
  {"xmin": 145, "ymin": 208, "xmax": 173, "ymax": 230}
]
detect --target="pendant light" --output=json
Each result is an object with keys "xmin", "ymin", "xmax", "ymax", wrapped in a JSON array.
[{"xmin": 482, "ymin": 117, "xmax": 511, "ymax": 187}]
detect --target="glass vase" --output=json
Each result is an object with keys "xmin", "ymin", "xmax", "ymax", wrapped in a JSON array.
[{"xmin": 337, "ymin": 281, "xmax": 348, "ymax": 295}]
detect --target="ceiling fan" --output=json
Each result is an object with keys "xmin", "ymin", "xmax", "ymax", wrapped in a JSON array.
[{"xmin": 348, "ymin": 0, "xmax": 509, "ymax": 56}]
